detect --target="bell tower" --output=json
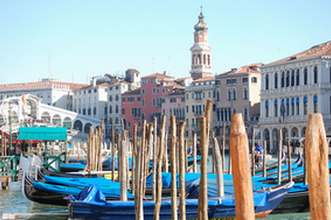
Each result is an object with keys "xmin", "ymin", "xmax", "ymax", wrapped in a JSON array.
[{"xmin": 190, "ymin": 8, "xmax": 213, "ymax": 80}]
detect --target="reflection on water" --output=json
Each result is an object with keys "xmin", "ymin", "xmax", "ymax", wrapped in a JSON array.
[{"xmin": 0, "ymin": 183, "xmax": 309, "ymax": 220}]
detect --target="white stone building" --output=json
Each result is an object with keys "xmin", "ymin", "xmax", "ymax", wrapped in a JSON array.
[
  {"xmin": 0, "ymin": 79, "xmax": 85, "ymax": 110},
  {"xmin": 259, "ymin": 40, "xmax": 331, "ymax": 152},
  {"xmin": 73, "ymin": 70, "xmax": 140, "ymax": 137}
]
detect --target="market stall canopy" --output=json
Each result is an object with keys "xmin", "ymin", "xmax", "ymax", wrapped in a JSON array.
[{"xmin": 18, "ymin": 127, "xmax": 67, "ymax": 141}]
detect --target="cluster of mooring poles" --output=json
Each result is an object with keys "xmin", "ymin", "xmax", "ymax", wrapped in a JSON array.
[{"xmin": 82, "ymin": 98, "xmax": 330, "ymax": 220}]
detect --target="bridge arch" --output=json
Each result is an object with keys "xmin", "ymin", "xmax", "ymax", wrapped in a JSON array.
[
  {"xmin": 63, "ymin": 117, "xmax": 72, "ymax": 129},
  {"xmin": 41, "ymin": 112, "xmax": 51, "ymax": 123},
  {"xmin": 73, "ymin": 120, "xmax": 83, "ymax": 132},
  {"xmin": 84, "ymin": 123, "xmax": 92, "ymax": 134},
  {"xmin": 52, "ymin": 114, "xmax": 62, "ymax": 126}
]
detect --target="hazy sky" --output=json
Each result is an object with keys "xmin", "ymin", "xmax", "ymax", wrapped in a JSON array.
[{"xmin": 1, "ymin": 0, "xmax": 330, "ymax": 84}]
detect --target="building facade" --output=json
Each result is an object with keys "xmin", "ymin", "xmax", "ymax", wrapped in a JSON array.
[
  {"xmin": 185, "ymin": 76, "xmax": 216, "ymax": 136},
  {"xmin": 259, "ymin": 40, "xmax": 331, "ymax": 152},
  {"xmin": 73, "ymin": 70, "xmax": 140, "ymax": 137},
  {"xmin": 0, "ymin": 79, "xmax": 85, "ymax": 110},
  {"xmin": 214, "ymin": 64, "xmax": 261, "ymax": 136},
  {"xmin": 161, "ymin": 88, "xmax": 186, "ymax": 128}
]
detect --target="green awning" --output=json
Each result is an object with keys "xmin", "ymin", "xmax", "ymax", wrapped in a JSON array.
[{"xmin": 18, "ymin": 127, "xmax": 67, "ymax": 141}]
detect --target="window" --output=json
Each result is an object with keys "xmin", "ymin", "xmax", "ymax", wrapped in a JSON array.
[
  {"xmin": 226, "ymin": 79, "xmax": 237, "ymax": 84},
  {"xmin": 109, "ymin": 96, "xmax": 113, "ymax": 102},
  {"xmin": 291, "ymin": 70, "xmax": 295, "ymax": 86},
  {"xmin": 274, "ymin": 73, "xmax": 278, "ymax": 89},
  {"xmin": 228, "ymin": 89, "xmax": 231, "ymax": 101},
  {"xmin": 286, "ymin": 98, "xmax": 290, "ymax": 116},
  {"xmin": 304, "ymin": 68, "xmax": 308, "ymax": 85},
  {"xmin": 192, "ymin": 105, "xmax": 195, "ymax": 113},
  {"xmin": 296, "ymin": 69, "xmax": 300, "ymax": 86},
  {"xmin": 216, "ymin": 91, "xmax": 220, "ymax": 101},
  {"xmin": 265, "ymin": 74, "xmax": 269, "ymax": 90},
  {"xmin": 115, "ymin": 95, "xmax": 119, "ymax": 101},
  {"xmin": 93, "ymin": 107, "xmax": 96, "ymax": 115},
  {"xmin": 281, "ymin": 71, "xmax": 285, "ymax": 87},
  {"xmin": 274, "ymin": 99, "xmax": 278, "ymax": 117},
  {"xmin": 115, "ymin": 105, "xmax": 119, "ymax": 113},
  {"xmin": 232, "ymin": 89, "xmax": 236, "ymax": 100},
  {"xmin": 303, "ymin": 96, "xmax": 308, "ymax": 115},
  {"xmin": 88, "ymin": 108, "xmax": 91, "ymax": 115},
  {"xmin": 251, "ymin": 77, "xmax": 257, "ymax": 83},
  {"xmin": 296, "ymin": 97, "xmax": 300, "ymax": 115},
  {"xmin": 109, "ymin": 105, "xmax": 112, "ymax": 113},
  {"xmin": 104, "ymin": 106, "xmax": 108, "ymax": 115},
  {"xmin": 244, "ymin": 108, "xmax": 248, "ymax": 121},
  {"xmin": 313, "ymin": 66, "xmax": 318, "ymax": 84},
  {"xmin": 242, "ymin": 77, "xmax": 248, "ymax": 83},
  {"xmin": 265, "ymin": 100, "xmax": 269, "ymax": 118},
  {"xmin": 286, "ymin": 70, "xmax": 290, "ymax": 87},
  {"xmin": 243, "ymin": 88, "xmax": 248, "ymax": 100},
  {"xmin": 291, "ymin": 98, "xmax": 295, "ymax": 115},
  {"xmin": 313, "ymin": 95, "xmax": 318, "ymax": 113}
]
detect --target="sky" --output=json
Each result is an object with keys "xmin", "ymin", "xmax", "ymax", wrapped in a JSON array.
[{"xmin": 0, "ymin": 0, "xmax": 331, "ymax": 84}]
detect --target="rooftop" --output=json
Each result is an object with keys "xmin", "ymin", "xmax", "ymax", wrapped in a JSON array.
[
  {"xmin": 0, "ymin": 79, "xmax": 86, "ymax": 92},
  {"xmin": 266, "ymin": 40, "xmax": 331, "ymax": 66},
  {"xmin": 217, "ymin": 64, "xmax": 262, "ymax": 78},
  {"xmin": 142, "ymin": 72, "xmax": 174, "ymax": 80}
]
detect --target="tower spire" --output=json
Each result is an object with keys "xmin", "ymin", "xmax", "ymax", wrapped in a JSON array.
[{"xmin": 190, "ymin": 8, "xmax": 212, "ymax": 80}]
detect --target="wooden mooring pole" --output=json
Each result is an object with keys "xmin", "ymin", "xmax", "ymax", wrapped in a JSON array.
[
  {"xmin": 305, "ymin": 113, "xmax": 331, "ymax": 220},
  {"xmin": 192, "ymin": 131, "xmax": 197, "ymax": 173},
  {"xmin": 170, "ymin": 115, "xmax": 178, "ymax": 220},
  {"xmin": 152, "ymin": 117, "xmax": 158, "ymax": 201},
  {"xmin": 263, "ymin": 140, "xmax": 267, "ymax": 178},
  {"xmin": 277, "ymin": 128, "xmax": 283, "ymax": 185},
  {"xmin": 287, "ymin": 140, "xmax": 292, "ymax": 182},
  {"xmin": 154, "ymin": 114, "xmax": 166, "ymax": 220},
  {"xmin": 120, "ymin": 131, "xmax": 128, "ymax": 201},
  {"xmin": 198, "ymin": 116, "xmax": 208, "ymax": 220},
  {"xmin": 230, "ymin": 114, "xmax": 255, "ymax": 220},
  {"xmin": 213, "ymin": 137, "xmax": 224, "ymax": 197},
  {"xmin": 179, "ymin": 122, "xmax": 186, "ymax": 220}
]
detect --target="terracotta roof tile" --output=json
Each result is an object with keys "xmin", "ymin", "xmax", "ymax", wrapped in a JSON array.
[{"xmin": 266, "ymin": 40, "xmax": 331, "ymax": 66}]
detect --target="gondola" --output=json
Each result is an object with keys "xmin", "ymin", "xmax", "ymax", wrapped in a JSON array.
[
  {"xmin": 22, "ymin": 174, "xmax": 134, "ymax": 206},
  {"xmin": 69, "ymin": 182, "xmax": 293, "ymax": 220}
]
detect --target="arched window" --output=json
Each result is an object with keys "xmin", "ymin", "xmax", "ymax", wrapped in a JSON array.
[
  {"xmin": 291, "ymin": 70, "xmax": 295, "ymax": 86},
  {"xmin": 313, "ymin": 66, "xmax": 318, "ymax": 84},
  {"xmin": 265, "ymin": 100, "xmax": 269, "ymax": 118},
  {"xmin": 304, "ymin": 68, "xmax": 308, "ymax": 85},
  {"xmin": 192, "ymin": 55, "xmax": 195, "ymax": 65},
  {"xmin": 296, "ymin": 69, "xmax": 300, "ymax": 86},
  {"xmin": 274, "ymin": 73, "xmax": 278, "ymax": 89},
  {"xmin": 203, "ymin": 54, "xmax": 206, "ymax": 64},
  {"xmin": 228, "ymin": 89, "xmax": 231, "ymax": 100},
  {"xmin": 286, "ymin": 70, "xmax": 290, "ymax": 87},
  {"xmin": 265, "ymin": 74, "xmax": 269, "ymax": 90},
  {"xmin": 303, "ymin": 96, "xmax": 308, "ymax": 115},
  {"xmin": 198, "ymin": 54, "xmax": 201, "ymax": 64},
  {"xmin": 281, "ymin": 71, "xmax": 285, "ymax": 87},
  {"xmin": 313, "ymin": 95, "xmax": 318, "ymax": 113},
  {"xmin": 208, "ymin": 55, "xmax": 210, "ymax": 65},
  {"xmin": 274, "ymin": 99, "xmax": 278, "ymax": 117}
]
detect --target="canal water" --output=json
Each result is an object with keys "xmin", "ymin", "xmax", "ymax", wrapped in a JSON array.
[{"xmin": 0, "ymin": 182, "xmax": 309, "ymax": 220}]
